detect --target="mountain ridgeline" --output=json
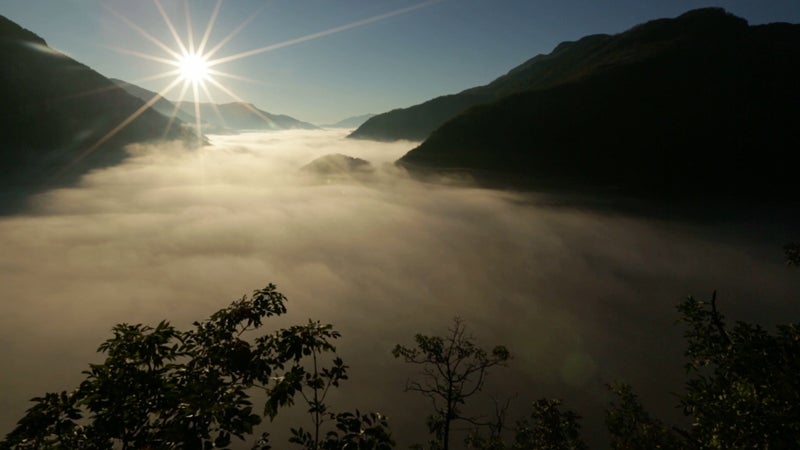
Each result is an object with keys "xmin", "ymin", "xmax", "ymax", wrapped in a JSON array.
[
  {"xmin": 0, "ymin": 15, "xmax": 194, "ymax": 194},
  {"xmin": 113, "ymin": 79, "xmax": 317, "ymax": 133},
  {"xmin": 175, "ymin": 102, "xmax": 317, "ymax": 132},
  {"xmin": 348, "ymin": 31, "xmax": 616, "ymax": 142},
  {"xmin": 364, "ymin": 9, "xmax": 800, "ymax": 197},
  {"xmin": 322, "ymin": 114, "xmax": 376, "ymax": 129},
  {"xmin": 111, "ymin": 79, "xmax": 199, "ymax": 128}
]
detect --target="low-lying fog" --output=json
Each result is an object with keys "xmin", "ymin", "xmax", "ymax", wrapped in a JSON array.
[{"xmin": 1, "ymin": 129, "xmax": 798, "ymax": 447}]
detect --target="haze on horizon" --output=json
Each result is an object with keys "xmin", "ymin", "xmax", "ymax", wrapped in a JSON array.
[
  {"xmin": 1, "ymin": 130, "xmax": 798, "ymax": 447},
  {"xmin": 2, "ymin": 0, "xmax": 800, "ymax": 124}
]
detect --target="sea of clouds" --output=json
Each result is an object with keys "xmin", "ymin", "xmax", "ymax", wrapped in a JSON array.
[{"xmin": 1, "ymin": 129, "xmax": 798, "ymax": 447}]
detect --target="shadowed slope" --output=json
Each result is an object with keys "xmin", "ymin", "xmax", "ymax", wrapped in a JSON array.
[
  {"xmin": 0, "ymin": 15, "xmax": 195, "ymax": 212},
  {"xmin": 347, "ymin": 31, "xmax": 613, "ymax": 142},
  {"xmin": 398, "ymin": 9, "xmax": 800, "ymax": 198}
]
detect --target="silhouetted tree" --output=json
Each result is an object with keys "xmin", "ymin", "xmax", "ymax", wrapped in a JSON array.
[
  {"xmin": 294, "ymin": 411, "xmax": 394, "ymax": 450},
  {"xmin": 0, "ymin": 284, "xmax": 393, "ymax": 450},
  {"xmin": 393, "ymin": 318, "xmax": 510, "ymax": 450},
  {"xmin": 607, "ymin": 291, "xmax": 800, "ymax": 449},
  {"xmin": 284, "ymin": 322, "xmax": 394, "ymax": 449},
  {"xmin": 512, "ymin": 399, "xmax": 587, "ymax": 450},
  {"xmin": 784, "ymin": 242, "xmax": 800, "ymax": 266},
  {"xmin": 465, "ymin": 398, "xmax": 587, "ymax": 450},
  {"xmin": 4, "ymin": 275, "xmax": 799, "ymax": 449},
  {"xmin": 463, "ymin": 396, "xmax": 512, "ymax": 450},
  {"xmin": 676, "ymin": 292, "xmax": 800, "ymax": 448},
  {"xmin": 605, "ymin": 383, "xmax": 682, "ymax": 449}
]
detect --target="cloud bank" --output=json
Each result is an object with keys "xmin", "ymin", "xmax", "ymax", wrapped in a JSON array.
[{"xmin": 1, "ymin": 129, "xmax": 798, "ymax": 446}]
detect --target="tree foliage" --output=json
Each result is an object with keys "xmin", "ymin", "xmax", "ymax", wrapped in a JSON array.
[
  {"xmin": 461, "ymin": 288, "xmax": 800, "ymax": 450},
  {"xmin": 605, "ymin": 383, "xmax": 682, "ymax": 450},
  {"xmin": 291, "ymin": 411, "xmax": 394, "ymax": 450},
  {"xmin": 606, "ymin": 292, "xmax": 800, "ymax": 449},
  {"xmin": 465, "ymin": 398, "xmax": 587, "ymax": 450},
  {"xmin": 511, "ymin": 399, "xmax": 587, "ymax": 450},
  {"xmin": 393, "ymin": 317, "xmax": 510, "ymax": 450},
  {"xmin": 784, "ymin": 242, "xmax": 800, "ymax": 266},
  {"xmin": 0, "ymin": 284, "xmax": 393, "ymax": 450},
  {"xmin": 4, "ymin": 275, "xmax": 799, "ymax": 449},
  {"xmin": 676, "ymin": 292, "xmax": 800, "ymax": 448}
]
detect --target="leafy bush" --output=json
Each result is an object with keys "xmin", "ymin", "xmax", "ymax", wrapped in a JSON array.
[{"xmin": 0, "ymin": 284, "xmax": 393, "ymax": 450}]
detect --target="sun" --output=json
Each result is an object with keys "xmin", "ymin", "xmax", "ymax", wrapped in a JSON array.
[
  {"xmin": 71, "ymin": 0, "xmax": 442, "ymax": 160},
  {"xmin": 178, "ymin": 53, "xmax": 210, "ymax": 83}
]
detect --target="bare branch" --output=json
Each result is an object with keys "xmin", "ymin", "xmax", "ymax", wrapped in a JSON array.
[{"xmin": 393, "ymin": 317, "xmax": 511, "ymax": 450}]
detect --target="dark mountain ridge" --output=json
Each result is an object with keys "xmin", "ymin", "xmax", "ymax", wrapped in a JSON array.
[
  {"xmin": 348, "ymin": 30, "xmax": 623, "ymax": 141},
  {"xmin": 1, "ymin": 14, "xmax": 194, "ymax": 211},
  {"xmin": 397, "ymin": 8, "xmax": 800, "ymax": 198}
]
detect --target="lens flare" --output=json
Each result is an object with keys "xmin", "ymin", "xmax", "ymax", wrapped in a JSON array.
[
  {"xmin": 178, "ymin": 53, "xmax": 210, "ymax": 83},
  {"xmin": 65, "ymin": 0, "xmax": 441, "ymax": 171}
]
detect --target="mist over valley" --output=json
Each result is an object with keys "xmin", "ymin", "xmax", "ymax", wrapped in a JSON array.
[{"xmin": 1, "ymin": 129, "xmax": 798, "ymax": 446}]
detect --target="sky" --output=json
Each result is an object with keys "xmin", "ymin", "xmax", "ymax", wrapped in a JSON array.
[
  {"xmin": 2, "ymin": 0, "xmax": 800, "ymax": 124},
  {"xmin": 1, "ymin": 129, "xmax": 799, "ymax": 446}
]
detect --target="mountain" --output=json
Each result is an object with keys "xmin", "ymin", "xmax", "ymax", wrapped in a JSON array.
[
  {"xmin": 397, "ymin": 8, "xmax": 800, "ymax": 198},
  {"xmin": 0, "ymin": 14, "xmax": 193, "ymax": 209},
  {"xmin": 322, "ymin": 114, "xmax": 376, "ymax": 129},
  {"xmin": 348, "ymin": 31, "xmax": 618, "ymax": 141},
  {"xmin": 175, "ymin": 102, "xmax": 317, "ymax": 131},
  {"xmin": 111, "ymin": 78, "xmax": 198, "ymax": 127},
  {"xmin": 114, "ymin": 78, "xmax": 318, "ymax": 133}
]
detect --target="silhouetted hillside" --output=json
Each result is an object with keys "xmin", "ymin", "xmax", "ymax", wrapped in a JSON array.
[
  {"xmin": 0, "ymin": 15, "xmax": 194, "ymax": 210},
  {"xmin": 176, "ymin": 102, "xmax": 317, "ymax": 131},
  {"xmin": 348, "ymin": 30, "xmax": 617, "ymax": 141},
  {"xmin": 398, "ymin": 8, "xmax": 800, "ymax": 198}
]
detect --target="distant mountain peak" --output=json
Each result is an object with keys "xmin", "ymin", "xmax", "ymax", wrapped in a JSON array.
[
  {"xmin": 322, "ymin": 113, "xmax": 377, "ymax": 129},
  {"xmin": 174, "ymin": 100, "xmax": 318, "ymax": 131}
]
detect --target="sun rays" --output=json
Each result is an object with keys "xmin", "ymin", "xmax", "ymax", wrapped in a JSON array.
[
  {"xmin": 70, "ymin": 0, "xmax": 441, "ymax": 169},
  {"xmin": 177, "ymin": 53, "xmax": 210, "ymax": 83}
]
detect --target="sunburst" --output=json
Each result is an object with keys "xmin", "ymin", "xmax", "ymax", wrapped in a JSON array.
[
  {"xmin": 71, "ymin": 0, "xmax": 441, "ymax": 166},
  {"xmin": 177, "ymin": 53, "xmax": 210, "ymax": 83}
]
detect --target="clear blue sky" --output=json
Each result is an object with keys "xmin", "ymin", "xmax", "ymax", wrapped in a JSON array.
[{"xmin": 3, "ymin": 0, "xmax": 800, "ymax": 124}]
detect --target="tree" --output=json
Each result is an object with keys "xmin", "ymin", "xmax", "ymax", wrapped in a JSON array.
[
  {"xmin": 606, "ymin": 292, "xmax": 800, "ymax": 449},
  {"xmin": 1, "ymin": 284, "xmax": 393, "ymax": 450},
  {"xmin": 605, "ymin": 383, "xmax": 682, "ymax": 450},
  {"xmin": 392, "ymin": 318, "xmax": 510, "ymax": 450},
  {"xmin": 465, "ymin": 399, "xmax": 587, "ymax": 450},
  {"xmin": 784, "ymin": 242, "xmax": 800, "ymax": 266},
  {"xmin": 676, "ymin": 292, "xmax": 800, "ymax": 448},
  {"xmin": 283, "ymin": 322, "xmax": 393, "ymax": 450},
  {"xmin": 293, "ymin": 410, "xmax": 394, "ymax": 450},
  {"xmin": 512, "ymin": 399, "xmax": 587, "ymax": 450}
]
